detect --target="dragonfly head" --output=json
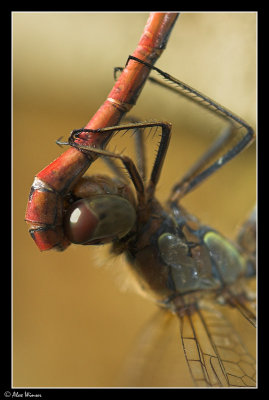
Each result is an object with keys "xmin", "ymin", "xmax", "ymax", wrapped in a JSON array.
[{"xmin": 64, "ymin": 175, "xmax": 137, "ymax": 245}]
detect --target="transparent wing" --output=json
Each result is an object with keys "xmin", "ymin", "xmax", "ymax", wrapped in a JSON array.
[
  {"xmin": 117, "ymin": 300, "xmax": 256, "ymax": 387},
  {"xmin": 117, "ymin": 308, "xmax": 194, "ymax": 387},
  {"xmin": 226, "ymin": 293, "xmax": 256, "ymax": 328},
  {"xmin": 178, "ymin": 301, "xmax": 256, "ymax": 387},
  {"xmin": 222, "ymin": 276, "xmax": 256, "ymax": 328}
]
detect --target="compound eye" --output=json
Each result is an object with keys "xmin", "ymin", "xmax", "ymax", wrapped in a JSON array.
[
  {"xmin": 64, "ymin": 199, "xmax": 99, "ymax": 244},
  {"xmin": 64, "ymin": 195, "xmax": 136, "ymax": 245}
]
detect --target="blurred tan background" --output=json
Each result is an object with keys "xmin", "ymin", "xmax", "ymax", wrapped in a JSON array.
[{"xmin": 13, "ymin": 12, "xmax": 256, "ymax": 387}]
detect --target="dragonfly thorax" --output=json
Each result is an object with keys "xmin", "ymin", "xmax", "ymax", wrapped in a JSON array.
[{"xmin": 121, "ymin": 201, "xmax": 250, "ymax": 308}]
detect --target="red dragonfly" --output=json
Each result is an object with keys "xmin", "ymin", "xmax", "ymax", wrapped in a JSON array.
[{"xmin": 24, "ymin": 13, "xmax": 256, "ymax": 387}]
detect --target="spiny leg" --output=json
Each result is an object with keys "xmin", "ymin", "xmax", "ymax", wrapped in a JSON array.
[
  {"xmin": 169, "ymin": 124, "xmax": 235, "ymax": 203},
  {"xmin": 126, "ymin": 56, "xmax": 255, "ymax": 205},
  {"xmin": 101, "ymin": 155, "xmax": 129, "ymax": 184},
  {"xmin": 93, "ymin": 112, "xmax": 147, "ymax": 183},
  {"xmin": 101, "ymin": 123, "xmax": 147, "ymax": 183},
  {"xmin": 114, "ymin": 65, "xmax": 235, "ymax": 190},
  {"xmin": 68, "ymin": 121, "xmax": 171, "ymax": 203},
  {"xmin": 114, "ymin": 66, "xmax": 232, "ymax": 190},
  {"xmin": 133, "ymin": 121, "xmax": 147, "ymax": 182},
  {"xmin": 121, "ymin": 116, "xmax": 147, "ymax": 182},
  {"xmin": 68, "ymin": 129, "xmax": 146, "ymax": 208}
]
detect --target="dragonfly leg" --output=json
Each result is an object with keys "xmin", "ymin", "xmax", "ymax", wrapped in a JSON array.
[
  {"xmin": 127, "ymin": 56, "xmax": 255, "ymax": 203},
  {"xmin": 129, "ymin": 118, "xmax": 147, "ymax": 182},
  {"xmin": 68, "ymin": 127, "xmax": 146, "ymax": 208},
  {"xmin": 168, "ymin": 124, "xmax": 235, "ymax": 204},
  {"xmin": 66, "ymin": 121, "xmax": 171, "ymax": 205},
  {"xmin": 122, "ymin": 116, "xmax": 147, "ymax": 182},
  {"xmin": 75, "ymin": 116, "xmax": 147, "ymax": 184}
]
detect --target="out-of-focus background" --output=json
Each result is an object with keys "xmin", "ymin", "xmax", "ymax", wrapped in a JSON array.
[{"xmin": 13, "ymin": 12, "xmax": 256, "ymax": 387}]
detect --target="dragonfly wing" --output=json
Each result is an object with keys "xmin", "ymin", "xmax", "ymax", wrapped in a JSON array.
[
  {"xmin": 178, "ymin": 302, "xmax": 256, "ymax": 387},
  {"xmin": 117, "ymin": 308, "xmax": 194, "ymax": 387},
  {"xmin": 225, "ymin": 277, "xmax": 256, "ymax": 327},
  {"xmin": 227, "ymin": 295, "xmax": 256, "ymax": 328}
]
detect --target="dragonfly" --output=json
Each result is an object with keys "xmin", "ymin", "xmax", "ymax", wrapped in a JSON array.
[{"xmin": 25, "ymin": 13, "xmax": 256, "ymax": 387}]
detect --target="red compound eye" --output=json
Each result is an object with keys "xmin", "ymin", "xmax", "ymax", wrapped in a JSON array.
[
  {"xmin": 64, "ymin": 195, "xmax": 136, "ymax": 245},
  {"xmin": 64, "ymin": 199, "xmax": 99, "ymax": 244}
]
